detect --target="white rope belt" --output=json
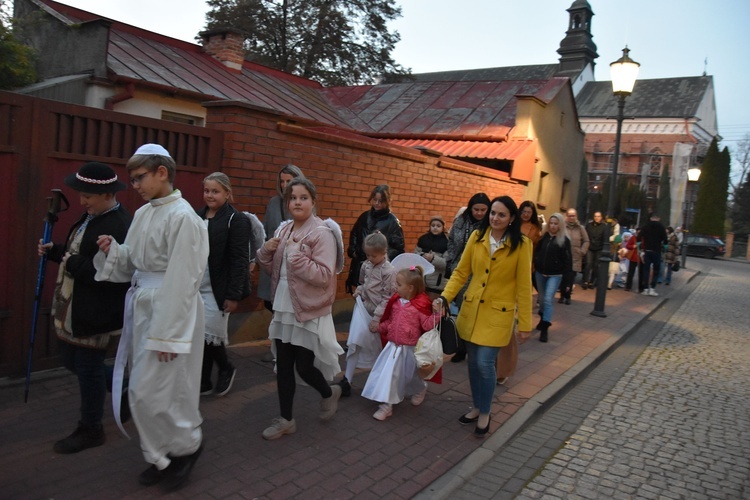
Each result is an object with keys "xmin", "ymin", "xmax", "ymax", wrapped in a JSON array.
[{"xmin": 112, "ymin": 271, "xmax": 166, "ymax": 438}]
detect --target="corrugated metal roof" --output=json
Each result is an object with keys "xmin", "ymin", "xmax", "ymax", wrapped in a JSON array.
[
  {"xmin": 411, "ymin": 64, "xmax": 559, "ymax": 83},
  {"xmin": 383, "ymin": 138, "xmax": 536, "ymax": 161},
  {"xmin": 323, "ymin": 79, "xmax": 568, "ymax": 136},
  {"xmin": 38, "ymin": 0, "xmax": 355, "ymax": 128},
  {"xmin": 576, "ymin": 77, "xmax": 712, "ymax": 118}
]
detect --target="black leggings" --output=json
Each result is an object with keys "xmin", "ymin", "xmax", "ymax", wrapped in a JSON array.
[
  {"xmin": 201, "ymin": 343, "xmax": 232, "ymax": 384},
  {"xmin": 275, "ymin": 339, "xmax": 332, "ymax": 420}
]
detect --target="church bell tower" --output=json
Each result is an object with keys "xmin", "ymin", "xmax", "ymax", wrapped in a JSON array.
[{"xmin": 556, "ymin": 0, "xmax": 599, "ymax": 77}]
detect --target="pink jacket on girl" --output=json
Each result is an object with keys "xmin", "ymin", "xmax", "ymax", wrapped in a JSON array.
[
  {"xmin": 256, "ymin": 215, "xmax": 344, "ymax": 323},
  {"xmin": 378, "ymin": 292, "xmax": 440, "ymax": 346}
]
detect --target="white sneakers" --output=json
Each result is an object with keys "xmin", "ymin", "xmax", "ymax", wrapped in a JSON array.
[
  {"xmin": 262, "ymin": 417, "xmax": 296, "ymax": 440},
  {"xmin": 411, "ymin": 386, "xmax": 427, "ymax": 406},
  {"xmin": 373, "ymin": 403, "xmax": 393, "ymax": 421},
  {"xmin": 641, "ymin": 288, "xmax": 660, "ymax": 296},
  {"xmin": 320, "ymin": 384, "xmax": 342, "ymax": 421}
]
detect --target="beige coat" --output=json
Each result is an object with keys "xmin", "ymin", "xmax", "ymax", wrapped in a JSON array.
[{"xmin": 565, "ymin": 221, "xmax": 590, "ymax": 272}]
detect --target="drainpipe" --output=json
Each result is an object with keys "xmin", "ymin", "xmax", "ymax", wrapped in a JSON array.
[{"xmin": 105, "ymin": 83, "xmax": 135, "ymax": 110}]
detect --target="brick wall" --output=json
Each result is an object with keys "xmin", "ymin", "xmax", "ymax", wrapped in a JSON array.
[{"xmin": 205, "ymin": 102, "xmax": 526, "ymax": 339}]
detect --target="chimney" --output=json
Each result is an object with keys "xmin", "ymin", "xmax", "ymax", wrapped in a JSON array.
[{"xmin": 200, "ymin": 28, "xmax": 246, "ymax": 72}]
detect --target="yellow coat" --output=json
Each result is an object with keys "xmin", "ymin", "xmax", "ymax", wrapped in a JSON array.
[{"xmin": 441, "ymin": 230, "xmax": 533, "ymax": 347}]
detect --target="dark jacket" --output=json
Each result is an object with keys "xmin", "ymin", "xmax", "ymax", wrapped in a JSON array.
[
  {"xmin": 640, "ymin": 220, "xmax": 668, "ymax": 253},
  {"xmin": 346, "ymin": 208, "xmax": 404, "ymax": 292},
  {"xmin": 585, "ymin": 221, "xmax": 607, "ymax": 251},
  {"xmin": 48, "ymin": 205, "xmax": 131, "ymax": 337},
  {"xmin": 197, "ymin": 202, "xmax": 251, "ymax": 308},
  {"xmin": 533, "ymin": 233, "xmax": 572, "ymax": 276},
  {"xmin": 445, "ymin": 213, "xmax": 483, "ymax": 276}
]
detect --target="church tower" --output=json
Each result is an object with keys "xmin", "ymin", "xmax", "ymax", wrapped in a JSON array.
[{"xmin": 556, "ymin": 0, "xmax": 599, "ymax": 78}]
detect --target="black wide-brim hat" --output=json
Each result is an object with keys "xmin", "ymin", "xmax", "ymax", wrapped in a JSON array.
[{"xmin": 63, "ymin": 162, "xmax": 127, "ymax": 193}]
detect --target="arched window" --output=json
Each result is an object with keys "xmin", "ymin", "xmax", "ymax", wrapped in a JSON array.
[{"xmin": 647, "ymin": 149, "xmax": 662, "ymax": 199}]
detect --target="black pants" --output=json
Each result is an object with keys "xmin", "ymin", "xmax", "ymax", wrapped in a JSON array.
[
  {"xmin": 275, "ymin": 339, "xmax": 332, "ymax": 420},
  {"xmin": 201, "ymin": 343, "xmax": 233, "ymax": 384},
  {"xmin": 60, "ymin": 342, "xmax": 109, "ymax": 427},
  {"xmin": 560, "ymin": 270, "xmax": 577, "ymax": 299},
  {"xmin": 584, "ymin": 250, "xmax": 602, "ymax": 284},
  {"xmin": 626, "ymin": 260, "xmax": 641, "ymax": 291}
]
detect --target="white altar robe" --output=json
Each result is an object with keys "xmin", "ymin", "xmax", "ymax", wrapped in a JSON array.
[{"xmin": 95, "ymin": 190, "xmax": 208, "ymax": 469}]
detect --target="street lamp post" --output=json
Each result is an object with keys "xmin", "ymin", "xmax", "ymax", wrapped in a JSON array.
[
  {"xmin": 680, "ymin": 167, "xmax": 702, "ymax": 268},
  {"xmin": 592, "ymin": 47, "xmax": 640, "ymax": 317}
]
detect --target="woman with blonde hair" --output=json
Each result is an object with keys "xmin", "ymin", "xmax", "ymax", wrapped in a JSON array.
[{"xmin": 533, "ymin": 213, "xmax": 572, "ymax": 343}]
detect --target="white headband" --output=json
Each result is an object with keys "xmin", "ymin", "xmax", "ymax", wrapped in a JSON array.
[{"xmin": 76, "ymin": 173, "xmax": 118, "ymax": 184}]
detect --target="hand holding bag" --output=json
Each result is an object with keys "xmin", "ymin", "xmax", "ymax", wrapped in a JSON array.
[{"xmin": 414, "ymin": 319, "xmax": 444, "ymax": 380}]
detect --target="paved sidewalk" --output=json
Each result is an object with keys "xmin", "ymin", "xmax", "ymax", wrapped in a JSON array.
[
  {"xmin": 0, "ymin": 268, "xmax": 693, "ymax": 499},
  {"xmin": 515, "ymin": 258, "xmax": 750, "ymax": 499}
]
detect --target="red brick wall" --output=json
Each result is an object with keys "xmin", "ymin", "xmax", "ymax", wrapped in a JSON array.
[
  {"xmin": 206, "ymin": 102, "xmax": 526, "ymax": 314},
  {"xmin": 585, "ymin": 132, "xmax": 696, "ymax": 177}
]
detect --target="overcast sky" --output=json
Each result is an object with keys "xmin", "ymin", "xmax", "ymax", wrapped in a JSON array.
[{"xmin": 42, "ymin": 0, "xmax": 750, "ymax": 162}]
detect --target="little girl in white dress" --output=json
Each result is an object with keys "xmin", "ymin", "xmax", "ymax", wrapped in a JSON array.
[{"xmin": 362, "ymin": 266, "xmax": 440, "ymax": 421}]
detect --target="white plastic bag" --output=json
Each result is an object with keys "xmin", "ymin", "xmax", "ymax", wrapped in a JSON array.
[{"xmin": 414, "ymin": 324, "xmax": 443, "ymax": 380}]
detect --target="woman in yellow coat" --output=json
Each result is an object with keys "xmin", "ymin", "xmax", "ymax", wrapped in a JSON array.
[{"xmin": 434, "ymin": 195, "xmax": 533, "ymax": 436}]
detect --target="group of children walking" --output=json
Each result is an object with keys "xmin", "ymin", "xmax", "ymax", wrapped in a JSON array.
[
  {"xmin": 338, "ymin": 229, "xmax": 445, "ymax": 421},
  {"xmin": 42, "ymin": 145, "xmax": 475, "ymax": 491}
]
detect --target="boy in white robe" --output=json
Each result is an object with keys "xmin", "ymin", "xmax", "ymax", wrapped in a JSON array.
[{"xmin": 95, "ymin": 144, "xmax": 209, "ymax": 491}]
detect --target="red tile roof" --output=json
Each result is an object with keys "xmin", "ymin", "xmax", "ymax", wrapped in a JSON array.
[{"xmin": 382, "ymin": 138, "xmax": 536, "ymax": 162}]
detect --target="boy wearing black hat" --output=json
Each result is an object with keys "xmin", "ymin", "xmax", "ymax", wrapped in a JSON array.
[
  {"xmin": 94, "ymin": 144, "xmax": 209, "ymax": 491},
  {"xmin": 38, "ymin": 162, "xmax": 132, "ymax": 454}
]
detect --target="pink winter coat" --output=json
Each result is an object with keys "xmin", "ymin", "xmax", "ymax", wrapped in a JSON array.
[
  {"xmin": 256, "ymin": 215, "xmax": 343, "ymax": 323},
  {"xmin": 378, "ymin": 293, "xmax": 440, "ymax": 347}
]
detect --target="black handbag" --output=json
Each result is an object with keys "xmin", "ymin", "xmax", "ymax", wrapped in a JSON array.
[
  {"xmin": 672, "ymin": 261, "xmax": 680, "ymax": 272},
  {"xmin": 440, "ymin": 316, "xmax": 459, "ymax": 354}
]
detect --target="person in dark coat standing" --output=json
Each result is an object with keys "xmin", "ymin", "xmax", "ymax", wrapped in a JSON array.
[
  {"xmin": 533, "ymin": 213, "xmax": 572, "ymax": 343},
  {"xmin": 38, "ymin": 162, "xmax": 131, "ymax": 454},
  {"xmin": 196, "ymin": 172, "xmax": 251, "ymax": 396},
  {"xmin": 583, "ymin": 211, "xmax": 606, "ymax": 289},
  {"xmin": 346, "ymin": 184, "xmax": 404, "ymax": 294},
  {"xmin": 639, "ymin": 213, "xmax": 668, "ymax": 296}
]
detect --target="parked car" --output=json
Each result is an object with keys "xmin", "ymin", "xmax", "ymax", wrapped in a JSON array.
[{"xmin": 683, "ymin": 234, "xmax": 726, "ymax": 259}]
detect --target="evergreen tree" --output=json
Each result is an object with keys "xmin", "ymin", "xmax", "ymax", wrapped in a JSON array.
[
  {"xmin": 656, "ymin": 164, "xmax": 671, "ymax": 223},
  {"xmin": 731, "ymin": 176, "xmax": 750, "ymax": 237},
  {"xmin": 203, "ymin": 0, "xmax": 409, "ymax": 86},
  {"xmin": 720, "ymin": 146, "xmax": 732, "ymax": 234},
  {"xmin": 692, "ymin": 138, "xmax": 730, "ymax": 236},
  {"xmin": 0, "ymin": 0, "xmax": 36, "ymax": 89}
]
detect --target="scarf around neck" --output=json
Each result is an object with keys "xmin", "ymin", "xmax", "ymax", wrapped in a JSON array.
[{"xmin": 417, "ymin": 231, "xmax": 448, "ymax": 254}]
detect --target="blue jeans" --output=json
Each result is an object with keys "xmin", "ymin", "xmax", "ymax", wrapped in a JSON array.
[
  {"xmin": 465, "ymin": 341, "xmax": 500, "ymax": 414},
  {"xmin": 641, "ymin": 250, "xmax": 661, "ymax": 289},
  {"xmin": 535, "ymin": 272, "xmax": 563, "ymax": 323}
]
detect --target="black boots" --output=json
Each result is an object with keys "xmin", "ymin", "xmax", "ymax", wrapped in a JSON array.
[
  {"xmin": 539, "ymin": 321, "xmax": 551, "ymax": 343},
  {"xmin": 53, "ymin": 422, "xmax": 105, "ymax": 454},
  {"xmin": 338, "ymin": 377, "xmax": 352, "ymax": 397}
]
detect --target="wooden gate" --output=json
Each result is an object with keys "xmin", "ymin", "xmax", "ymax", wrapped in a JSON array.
[{"xmin": 0, "ymin": 91, "xmax": 223, "ymax": 377}]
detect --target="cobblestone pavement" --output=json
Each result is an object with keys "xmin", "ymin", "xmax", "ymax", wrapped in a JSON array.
[{"xmin": 512, "ymin": 260, "xmax": 750, "ymax": 499}]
